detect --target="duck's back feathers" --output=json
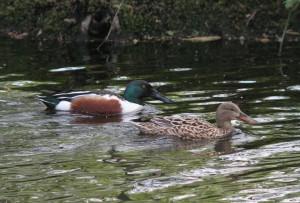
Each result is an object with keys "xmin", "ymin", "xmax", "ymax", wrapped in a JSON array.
[
  {"xmin": 50, "ymin": 90, "xmax": 124, "ymax": 101},
  {"xmin": 133, "ymin": 116, "xmax": 224, "ymax": 139}
]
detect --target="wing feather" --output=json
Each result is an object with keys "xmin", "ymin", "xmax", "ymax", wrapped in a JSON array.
[
  {"xmin": 49, "ymin": 89, "xmax": 124, "ymax": 101},
  {"xmin": 134, "ymin": 116, "xmax": 223, "ymax": 139}
]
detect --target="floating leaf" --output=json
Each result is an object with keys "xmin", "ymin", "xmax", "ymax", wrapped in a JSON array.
[
  {"xmin": 180, "ymin": 36, "xmax": 221, "ymax": 42},
  {"xmin": 286, "ymin": 30, "xmax": 300, "ymax": 35},
  {"xmin": 256, "ymin": 38, "xmax": 270, "ymax": 43}
]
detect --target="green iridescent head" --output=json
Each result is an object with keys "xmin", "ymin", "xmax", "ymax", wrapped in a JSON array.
[{"xmin": 123, "ymin": 80, "xmax": 172, "ymax": 105}]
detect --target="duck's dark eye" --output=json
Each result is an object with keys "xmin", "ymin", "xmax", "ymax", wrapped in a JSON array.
[
  {"xmin": 230, "ymin": 109, "xmax": 235, "ymax": 111},
  {"xmin": 141, "ymin": 84, "xmax": 146, "ymax": 89}
]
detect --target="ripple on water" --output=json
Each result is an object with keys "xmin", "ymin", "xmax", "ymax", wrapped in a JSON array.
[
  {"xmin": 149, "ymin": 81, "xmax": 170, "ymax": 87},
  {"xmin": 223, "ymin": 185, "xmax": 300, "ymax": 202},
  {"xmin": 171, "ymin": 194, "xmax": 197, "ymax": 201},
  {"xmin": 287, "ymin": 85, "xmax": 300, "ymax": 91},
  {"xmin": 88, "ymin": 197, "xmax": 118, "ymax": 202},
  {"xmin": 49, "ymin": 66, "xmax": 85, "ymax": 72},
  {"xmin": 11, "ymin": 80, "xmax": 34, "ymax": 86},
  {"xmin": 3, "ymin": 80, "xmax": 58, "ymax": 87},
  {"xmin": 125, "ymin": 139, "xmax": 300, "ymax": 201},
  {"xmin": 221, "ymin": 140, "xmax": 300, "ymax": 166},
  {"xmin": 175, "ymin": 97, "xmax": 210, "ymax": 102},
  {"xmin": 129, "ymin": 176, "xmax": 202, "ymax": 194},
  {"xmin": 236, "ymin": 88, "xmax": 253, "ymax": 92},
  {"xmin": 282, "ymin": 197, "xmax": 300, "ymax": 203},
  {"xmin": 177, "ymin": 90, "xmax": 206, "ymax": 95},
  {"xmin": 180, "ymin": 166, "xmax": 257, "ymax": 178},
  {"xmin": 254, "ymin": 117, "xmax": 276, "ymax": 123},
  {"xmin": 213, "ymin": 80, "xmax": 256, "ymax": 84},
  {"xmin": 113, "ymin": 76, "xmax": 131, "ymax": 80},
  {"xmin": 263, "ymin": 96, "xmax": 290, "ymax": 100},
  {"xmin": 127, "ymin": 168, "xmax": 161, "ymax": 175},
  {"xmin": 47, "ymin": 168, "xmax": 81, "ymax": 175},
  {"xmin": 169, "ymin": 67, "xmax": 192, "ymax": 72},
  {"xmin": 213, "ymin": 93, "xmax": 237, "ymax": 98}
]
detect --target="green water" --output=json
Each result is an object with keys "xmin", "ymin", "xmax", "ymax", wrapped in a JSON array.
[{"xmin": 1, "ymin": 38, "xmax": 300, "ymax": 202}]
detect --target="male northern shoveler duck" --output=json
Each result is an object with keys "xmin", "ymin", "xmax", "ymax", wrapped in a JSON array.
[
  {"xmin": 132, "ymin": 102, "xmax": 258, "ymax": 139},
  {"xmin": 37, "ymin": 80, "xmax": 172, "ymax": 116}
]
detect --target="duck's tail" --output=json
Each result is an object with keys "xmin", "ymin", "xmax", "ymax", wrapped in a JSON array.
[{"xmin": 37, "ymin": 95, "xmax": 59, "ymax": 109}]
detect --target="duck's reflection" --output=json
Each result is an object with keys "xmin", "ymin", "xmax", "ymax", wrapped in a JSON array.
[
  {"xmin": 70, "ymin": 114, "xmax": 140, "ymax": 125},
  {"xmin": 136, "ymin": 130, "xmax": 241, "ymax": 155},
  {"xmin": 71, "ymin": 115, "xmax": 124, "ymax": 124},
  {"xmin": 214, "ymin": 137, "xmax": 236, "ymax": 154}
]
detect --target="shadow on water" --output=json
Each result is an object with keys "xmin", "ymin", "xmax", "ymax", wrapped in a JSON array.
[{"xmin": 1, "ymin": 38, "xmax": 300, "ymax": 202}]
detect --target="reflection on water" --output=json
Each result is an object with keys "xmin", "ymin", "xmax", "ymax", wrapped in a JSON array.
[
  {"xmin": 0, "ymin": 39, "xmax": 300, "ymax": 202},
  {"xmin": 49, "ymin": 66, "xmax": 86, "ymax": 72}
]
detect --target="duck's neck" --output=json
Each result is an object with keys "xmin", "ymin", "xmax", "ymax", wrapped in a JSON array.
[{"xmin": 216, "ymin": 120, "xmax": 234, "ymax": 134}]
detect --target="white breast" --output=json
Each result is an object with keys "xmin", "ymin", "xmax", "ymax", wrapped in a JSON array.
[{"xmin": 119, "ymin": 99, "xmax": 143, "ymax": 114}]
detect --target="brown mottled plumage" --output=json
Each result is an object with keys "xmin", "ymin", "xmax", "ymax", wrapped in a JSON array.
[{"xmin": 132, "ymin": 102, "xmax": 258, "ymax": 139}]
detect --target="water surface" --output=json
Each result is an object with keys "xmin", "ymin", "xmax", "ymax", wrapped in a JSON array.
[{"xmin": 1, "ymin": 38, "xmax": 300, "ymax": 202}]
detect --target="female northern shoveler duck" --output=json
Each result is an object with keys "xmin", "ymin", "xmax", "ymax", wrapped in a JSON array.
[
  {"xmin": 37, "ymin": 80, "xmax": 172, "ymax": 116},
  {"xmin": 132, "ymin": 102, "xmax": 258, "ymax": 139}
]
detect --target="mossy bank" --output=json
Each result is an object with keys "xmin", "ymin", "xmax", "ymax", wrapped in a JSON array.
[{"xmin": 0, "ymin": 0, "xmax": 299, "ymax": 42}]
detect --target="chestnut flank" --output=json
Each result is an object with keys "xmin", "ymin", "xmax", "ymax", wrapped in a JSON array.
[{"xmin": 71, "ymin": 97, "xmax": 122, "ymax": 115}]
